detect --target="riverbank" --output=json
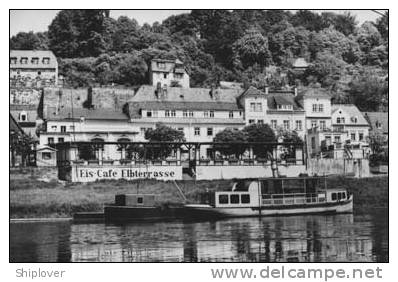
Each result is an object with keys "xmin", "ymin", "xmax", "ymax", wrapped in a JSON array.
[{"xmin": 10, "ymin": 173, "xmax": 388, "ymax": 218}]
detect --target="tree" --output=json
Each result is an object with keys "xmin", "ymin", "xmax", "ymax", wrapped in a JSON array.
[
  {"xmin": 10, "ymin": 31, "xmax": 49, "ymax": 50},
  {"xmin": 291, "ymin": 10, "xmax": 327, "ymax": 31},
  {"xmin": 48, "ymin": 10, "xmax": 109, "ymax": 57},
  {"xmin": 277, "ymin": 129, "xmax": 303, "ymax": 160},
  {"xmin": 242, "ymin": 123, "xmax": 276, "ymax": 158},
  {"xmin": 348, "ymin": 70, "xmax": 388, "ymax": 111},
  {"xmin": 144, "ymin": 123, "xmax": 185, "ymax": 159},
  {"xmin": 232, "ymin": 28, "xmax": 272, "ymax": 70},
  {"xmin": 213, "ymin": 128, "xmax": 247, "ymax": 158},
  {"xmin": 355, "ymin": 22, "xmax": 382, "ymax": 55},
  {"xmin": 320, "ymin": 12, "xmax": 357, "ymax": 36},
  {"xmin": 375, "ymin": 11, "xmax": 388, "ymax": 43}
]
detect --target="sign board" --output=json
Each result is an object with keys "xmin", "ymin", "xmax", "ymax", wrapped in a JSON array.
[{"xmin": 70, "ymin": 165, "xmax": 183, "ymax": 182}]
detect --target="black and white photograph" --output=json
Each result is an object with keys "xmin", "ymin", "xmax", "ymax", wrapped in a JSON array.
[{"xmin": 9, "ymin": 9, "xmax": 389, "ymax": 266}]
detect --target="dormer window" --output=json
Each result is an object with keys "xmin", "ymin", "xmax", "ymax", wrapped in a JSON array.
[
  {"xmin": 31, "ymin": 57, "xmax": 39, "ymax": 64},
  {"xmin": 351, "ymin": 116, "xmax": 358, "ymax": 123},
  {"xmin": 336, "ymin": 117, "xmax": 345, "ymax": 124},
  {"xmin": 20, "ymin": 57, "xmax": 28, "ymax": 64},
  {"xmin": 10, "ymin": 57, "xmax": 17, "ymax": 64},
  {"xmin": 157, "ymin": 62, "xmax": 166, "ymax": 69},
  {"xmin": 42, "ymin": 57, "xmax": 50, "ymax": 64},
  {"xmin": 19, "ymin": 111, "xmax": 27, "ymax": 121},
  {"xmin": 277, "ymin": 104, "xmax": 293, "ymax": 111}
]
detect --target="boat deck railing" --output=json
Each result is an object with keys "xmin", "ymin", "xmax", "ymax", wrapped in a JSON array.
[{"xmin": 261, "ymin": 193, "xmax": 326, "ymax": 206}]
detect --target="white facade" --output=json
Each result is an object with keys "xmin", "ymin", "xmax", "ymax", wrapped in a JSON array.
[
  {"xmin": 300, "ymin": 96, "xmax": 332, "ymax": 131},
  {"xmin": 243, "ymin": 96, "xmax": 268, "ymax": 125}
]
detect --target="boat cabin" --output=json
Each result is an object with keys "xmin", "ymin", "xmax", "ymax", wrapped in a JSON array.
[
  {"xmin": 208, "ymin": 177, "xmax": 349, "ymax": 208},
  {"xmin": 114, "ymin": 194, "xmax": 156, "ymax": 207}
]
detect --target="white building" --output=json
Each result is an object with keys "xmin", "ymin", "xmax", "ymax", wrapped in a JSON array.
[
  {"xmin": 10, "ymin": 50, "xmax": 58, "ymax": 86},
  {"xmin": 149, "ymin": 58, "xmax": 190, "ymax": 88}
]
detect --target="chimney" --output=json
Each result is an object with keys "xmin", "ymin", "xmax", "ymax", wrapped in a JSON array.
[
  {"xmin": 156, "ymin": 82, "xmax": 162, "ymax": 99},
  {"xmin": 265, "ymin": 87, "xmax": 269, "ymax": 95}
]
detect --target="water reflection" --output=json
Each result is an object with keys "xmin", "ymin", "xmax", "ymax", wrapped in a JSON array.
[{"xmin": 10, "ymin": 210, "xmax": 388, "ymax": 262}]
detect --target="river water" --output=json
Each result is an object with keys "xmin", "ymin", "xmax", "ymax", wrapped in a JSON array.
[{"xmin": 10, "ymin": 209, "xmax": 388, "ymax": 262}]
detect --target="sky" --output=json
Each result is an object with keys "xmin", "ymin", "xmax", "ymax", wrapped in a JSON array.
[{"xmin": 9, "ymin": 9, "xmax": 386, "ymax": 37}]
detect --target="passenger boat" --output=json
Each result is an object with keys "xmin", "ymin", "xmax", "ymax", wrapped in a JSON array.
[{"xmin": 184, "ymin": 177, "xmax": 353, "ymax": 219}]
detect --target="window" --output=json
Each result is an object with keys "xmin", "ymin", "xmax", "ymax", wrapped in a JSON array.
[
  {"xmin": 137, "ymin": 197, "xmax": 143, "ymax": 204},
  {"xmin": 152, "ymin": 110, "xmax": 158, "ymax": 117},
  {"xmin": 342, "ymin": 192, "xmax": 346, "ymax": 199},
  {"xmin": 250, "ymin": 102, "xmax": 256, "ymax": 112},
  {"xmin": 295, "ymin": 120, "xmax": 302, "ymax": 131},
  {"xmin": 229, "ymin": 111, "xmax": 234, "ymax": 118},
  {"xmin": 283, "ymin": 120, "xmax": 290, "ymax": 130},
  {"xmin": 332, "ymin": 193, "xmax": 337, "ymax": 201},
  {"xmin": 311, "ymin": 137, "xmax": 316, "ymax": 149},
  {"xmin": 376, "ymin": 121, "xmax": 382, "ymax": 129},
  {"xmin": 249, "ymin": 119, "xmax": 255, "ymax": 124},
  {"xmin": 183, "ymin": 110, "xmax": 188, "ymax": 117},
  {"xmin": 60, "ymin": 126, "xmax": 66, "ymax": 133},
  {"xmin": 318, "ymin": 104, "xmax": 324, "ymax": 112},
  {"xmin": 312, "ymin": 104, "xmax": 317, "ymax": 112},
  {"xmin": 203, "ymin": 111, "xmax": 209, "ymax": 118},
  {"xmin": 351, "ymin": 116, "xmax": 358, "ymax": 123},
  {"xmin": 271, "ymin": 120, "xmax": 277, "ymax": 129},
  {"xmin": 256, "ymin": 102, "xmax": 262, "ymax": 112},
  {"xmin": 174, "ymin": 73, "xmax": 183, "ymax": 79},
  {"xmin": 42, "ymin": 152, "xmax": 52, "ymax": 160},
  {"xmin": 257, "ymin": 119, "xmax": 264, "ymax": 124},
  {"xmin": 146, "ymin": 111, "xmax": 152, "ymax": 117},
  {"xmin": 37, "ymin": 71, "xmax": 41, "ymax": 75},
  {"xmin": 170, "ymin": 110, "xmax": 176, "ymax": 117},
  {"xmin": 337, "ymin": 193, "xmax": 342, "ymax": 200},
  {"xmin": 188, "ymin": 111, "xmax": 194, "ymax": 117},
  {"xmin": 140, "ymin": 127, "xmax": 146, "ymax": 135},
  {"xmin": 230, "ymin": 194, "xmax": 240, "ymax": 204},
  {"xmin": 19, "ymin": 113, "xmax": 27, "ymax": 121},
  {"xmin": 51, "ymin": 125, "xmax": 57, "ymax": 130},
  {"xmin": 31, "ymin": 57, "xmax": 39, "ymax": 64},
  {"xmin": 178, "ymin": 128, "xmax": 184, "ymax": 132},
  {"xmin": 163, "ymin": 73, "xmax": 168, "ymax": 79},
  {"xmin": 194, "ymin": 127, "xmax": 200, "ymax": 136},
  {"xmin": 209, "ymin": 111, "xmax": 214, "ymax": 118},
  {"xmin": 359, "ymin": 133, "xmax": 364, "ymax": 141},
  {"xmin": 351, "ymin": 133, "xmax": 356, "ymax": 141},
  {"xmin": 241, "ymin": 194, "xmax": 250, "ymax": 204},
  {"xmin": 42, "ymin": 57, "xmax": 50, "ymax": 64},
  {"xmin": 48, "ymin": 137, "xmax": 54, "ymax": 144},
  {"xmin": 165, "ymin": 110, "xmax": 170, "ymax": 117},
  {"xmin": 69, "ymin": 125, "xmax": 75, "ymax": 131},
  {"xmin": 311, "ymin": 120, "xmax": 317, "ymax": 128},
  {"xmin": 58, "ymin": 138, "xmax": 64, "ymax": 143},
  {"xmin": 278, "ymin": 104, "xmax": 293, "ymax": 111},
  {"xmin": 334, "ymin": 136, "xmax": 341, "ymax": 143},
  {"xmin": 219, "ymin": 194, "xmax": 229, "ymax": 204},
  {"xmin": 20, "ymin": 57, "xmax": 28, "ymax": 64},
  {"xmin": 319, "ymin": 120, "xmax": 326, "ymax": 130},
  {"xmin": 10, "ymin": 57, "xmax": 17, "ymax": 64},
  {"xmin": 207, "ymin": 128, "xmax": 213, "ymax": 136}
]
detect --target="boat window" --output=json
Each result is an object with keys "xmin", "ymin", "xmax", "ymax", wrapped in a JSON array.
[
  {"xmin": 241, "ymin": 194, "xmax": 250, "ymax": 204},
  {"xmin": 219, "ymin": 194, "xmax": 229, "ymax": 204},
  {"xmin": 342, "ymin": 192, "xmax": 346, "ymax": 199},
  {"xmin": 337, "ymin": 193, "xmax": 342, "ymax": 200},
  {"xmin": 137, "ymin": 197, "xmax": 143, "ymax": 204},
  {"xmin": 332, "ymin": 193, "xmax": 337, "ymax": 201},
  {"xmin": 230, "ymin": 194, "xmax": 240, "ymax": 204}
]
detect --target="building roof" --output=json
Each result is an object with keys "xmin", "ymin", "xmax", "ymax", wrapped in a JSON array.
[
  {"xmin": 332, "ymin": 104, "xmax": 369, "ymax": 125},
  {"xmin": 296, "ymin": 88, "xmax": 331, "ymax": 100},
  {"xmin": 129, "ymin": 85, "xmax": 242, "ymax": 117},
  {"xmin": 238, "ymin": 86, "xmax": 266, "ymax": 99},
  {"xmin": 132, "ymin": 117, "xmax": 245, "ymax": 125},
  {"xmin": 362, "ymin": 112, "xmax": 388, "ymax": 134},
  {"xmin": 47, "ymin": 108, "xmax": 129, "ymax": 121},
  {"xmin": 267, "ymin": 94, "xmax": 304, "ymax": 111},
  {"xmin": 10, "ymin": 104, "xmax": 38, "ymax": 123},
  {"xmin": 10, "ymin": 50, "xmax": 58, "ymax": 69},
  {"xmin": 9, "ymin": 113, "xmax": 24, "ymax": 134},
  {"xmin": 36, "ymin": 145, "xmax": 57, "ymax": 152},
  {"xmin": 150, "ymin": 58, "xmax": 186, "ymax": 73}
]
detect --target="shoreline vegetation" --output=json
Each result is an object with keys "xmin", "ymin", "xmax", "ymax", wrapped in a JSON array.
[{"xmin": 10, "ymin": 172, "xmax": 388, "ymax": 219}]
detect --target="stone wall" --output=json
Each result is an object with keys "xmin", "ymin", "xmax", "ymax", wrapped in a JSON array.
[
  {"xmin": 307, "ymin": 158, "xmax": 370, "ymax": 178},
  {"xmin": 9, "ymin": 167, "xmax": 59, "ymax": 182}
]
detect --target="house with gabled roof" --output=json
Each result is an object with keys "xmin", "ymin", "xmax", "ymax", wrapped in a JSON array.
[
  {"xmin": 363, "ymin": 112, "xmax": 388, "ymax": 142},
  {"xmin": 149, "ymin": 58, "xmax": 190, "ymax": 88}
]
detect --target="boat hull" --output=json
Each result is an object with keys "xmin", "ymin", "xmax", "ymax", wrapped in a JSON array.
[{"xmin": 184, "ymin": 196, "xmax": 353, "ymax": 219}]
